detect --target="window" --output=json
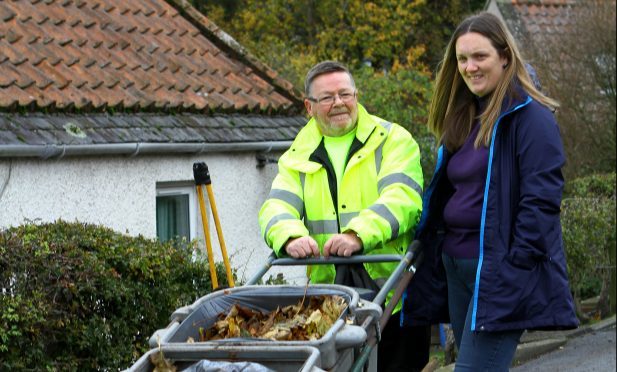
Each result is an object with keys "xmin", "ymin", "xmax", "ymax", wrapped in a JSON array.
[{"xmin": 156, "ymin": 184, "xmax": 197, "ymax": 243}]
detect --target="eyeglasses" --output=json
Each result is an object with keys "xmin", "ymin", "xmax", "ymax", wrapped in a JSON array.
[{"xmin": 307, "ymin": 91, "xmax": 356, "ymax": 106}]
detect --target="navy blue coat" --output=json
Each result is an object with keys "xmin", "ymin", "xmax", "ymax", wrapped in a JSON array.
[{"xmin": 401, "ymin": 88, "xmax": 579, "ymax": 331}]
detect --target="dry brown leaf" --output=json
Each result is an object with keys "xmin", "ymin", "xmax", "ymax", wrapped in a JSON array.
[
  {"xmin": 198, "ymin": 295, "xmax": 346, "ymax": 342},
  {"xmin": 150, "ymin": 350, "xmax": 176, "ymax": 372}
]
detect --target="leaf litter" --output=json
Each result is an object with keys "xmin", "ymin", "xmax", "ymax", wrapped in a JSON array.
[
  {"xmin": 148, "ymin": 295, "xmax": 346, "ymax": 370},
  {"xmin": 197, "ymin": 295, "xmax": 347, "ymax": 342}
]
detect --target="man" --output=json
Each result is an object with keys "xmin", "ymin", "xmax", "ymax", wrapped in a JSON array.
[{"xmin": 258, "ymin": 61, "xmax": 429, "ymax": 371}]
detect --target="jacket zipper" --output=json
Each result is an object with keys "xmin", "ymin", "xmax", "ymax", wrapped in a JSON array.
[{"xmin": 471, "ymin": 96, "xmax": 532, "ymax": 331}]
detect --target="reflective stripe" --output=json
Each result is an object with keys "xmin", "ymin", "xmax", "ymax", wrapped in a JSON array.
[
  {"xmin": 268, "ymin": 189, "xmax": 303, "ymax": 217},
  {"xmin": 378, "ymin": 173, "xmax": 423, "ymax": 197},
  {"xmin": 264, "ymin": 213, "xmax": 297, "ymax": 240},
  {"xmin": 379, "ymin": 120, "xmax": 393, "ymax": 131},
  {"xmin": 368, "ymin": 203, "xmax": 399, "ymax": 240},
  {"xmin": 299, "ymin": 172, "xmax": 307, "ymax": 221},
  {"xmin": 374, "ymin": 120, "xmax": 393, "ymax": 174},
  {"xmin": 339, "ymin": 211, "xmax": 359, "ymax": 227},
  {"xmin": 305, "ymin": 219, "xmax": 339, "ymax": 234},
  {"xmin": 375, "ymin": 143, "xmax": 383, "ymax": 175}
]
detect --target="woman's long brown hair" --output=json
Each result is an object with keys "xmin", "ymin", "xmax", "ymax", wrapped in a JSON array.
[{"xmin": 428, "ymin": 12, "xmax": 559, "ymax": 151}]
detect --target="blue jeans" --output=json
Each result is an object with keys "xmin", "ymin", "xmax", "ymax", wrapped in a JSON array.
[{"xmin": 442, "ymin": 253, "xmax": 523, "ymax": 372}]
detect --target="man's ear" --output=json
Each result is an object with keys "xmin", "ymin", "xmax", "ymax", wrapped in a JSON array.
[{"xmin": 304, "ymin": 99, "xmax": 313, "ymax": 116}]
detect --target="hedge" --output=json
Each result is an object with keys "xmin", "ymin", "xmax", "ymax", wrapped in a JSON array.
[
  {"xmin": 0, "ymin": 220, "xmax": 229, "ymax": 371},
  {"xmin": 562, "ymin": 172, "xmax": 616, "ymax": 318}
]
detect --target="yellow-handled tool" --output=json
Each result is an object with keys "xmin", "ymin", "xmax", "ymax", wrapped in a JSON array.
[{"xmin": 193, "ymin": 162, "xmax": 235, "ymax": 289}]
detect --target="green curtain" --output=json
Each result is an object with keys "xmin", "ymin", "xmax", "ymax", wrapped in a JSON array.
[{"xmin": 156, "ymin": 194, "xmax": 190, "ymax": 242}]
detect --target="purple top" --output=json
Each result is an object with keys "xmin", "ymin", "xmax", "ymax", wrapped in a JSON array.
[{"xmin": 442, "ymin": 99, "xmax": 489, "ymax": 259}]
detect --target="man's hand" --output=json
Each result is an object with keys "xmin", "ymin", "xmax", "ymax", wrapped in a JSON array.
[
  {"xmin": 323, "ymin": 232, "xmax": 362, "ymax": 257},
  {"xmin": 285, "ymin": 236, "xmax": 320, "ymax": 258}
]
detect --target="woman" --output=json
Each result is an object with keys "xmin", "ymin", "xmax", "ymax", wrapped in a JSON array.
[{"xmin": 402, "ymin": 11, "xmax": 578, "ymax": 371}]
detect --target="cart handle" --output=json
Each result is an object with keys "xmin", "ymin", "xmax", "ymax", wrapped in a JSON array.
[
  {"xmin": 246, "ymin": 254, "xmax": 401, "ymax": 285},
  {"xmin": 246, "ymin": 240, "xmax": 422, "ymax": 289}
]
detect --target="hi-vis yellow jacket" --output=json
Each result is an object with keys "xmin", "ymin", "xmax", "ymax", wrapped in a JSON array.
[{"xmin": 259, "ymin": 104, "xmax": 423, "ymax": 307}]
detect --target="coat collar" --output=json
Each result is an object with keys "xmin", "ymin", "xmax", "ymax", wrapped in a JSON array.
[
  {"xmin": 499, "ymin": 82, "xmax": 529, "ymax": 116},
  {"xmin": 279, "ymin": 103, "xmax": 380, "ymax": 173}
]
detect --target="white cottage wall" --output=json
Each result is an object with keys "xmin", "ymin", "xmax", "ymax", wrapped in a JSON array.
[{"xmin": 0, "ymin": 154, "xmax": 305, "ymax": 284}]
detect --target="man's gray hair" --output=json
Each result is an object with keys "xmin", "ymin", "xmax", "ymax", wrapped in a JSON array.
[{"xmin": 304, "ymin": 61, "xmax": 356, "ymax": 97}]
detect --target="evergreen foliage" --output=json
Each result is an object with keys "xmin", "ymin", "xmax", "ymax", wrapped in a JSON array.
[
  {"xmin": 0, "ymin": 220, "xmax": 229, "ymax": 370},
  {"xmin": 561, "ymin": 173, "xmax": 616, "ymax": 319}
]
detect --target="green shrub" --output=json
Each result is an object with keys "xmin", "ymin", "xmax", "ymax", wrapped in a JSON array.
[
  {"xmin": 261, "ymin": 272, "xmax": 289, "ymax": 285},
  {"xmin": 0, "ymin": 220, "xmax": 230, "ymax": 371},
  {"xmin": 562, "ymin": 172, "xmax": 616, "ymax": 319},
  {"xmin": 565, "ymin": 172, "xmax": 616, "ymax": 198},
  {"xmin": 354, "ymin": 65, "xmax": 437, "ymax": 185}
]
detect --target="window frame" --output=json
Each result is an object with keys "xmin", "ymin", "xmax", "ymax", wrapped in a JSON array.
[{"xmin": 155, "ymin": 183, "xmax": 197, "ymax": 242}]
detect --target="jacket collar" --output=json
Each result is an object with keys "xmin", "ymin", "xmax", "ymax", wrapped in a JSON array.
[
  {"xmin": 279, "ymin": 103, "xmax": 379, "ymax": 172},
  {"xmin": 499, "ymin": 82, "xmax": 529, "ymax": 116}
]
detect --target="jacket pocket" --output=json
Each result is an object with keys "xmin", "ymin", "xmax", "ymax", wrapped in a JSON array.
[{"xmin": 507, "ymin": 249, "xmax": 547, "ymax": 270}]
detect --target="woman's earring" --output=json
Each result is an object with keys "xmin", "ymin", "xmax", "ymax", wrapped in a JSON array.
[{"xmin": 503, "ymin": 63, "xmax": 508, "ymax": 69}]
